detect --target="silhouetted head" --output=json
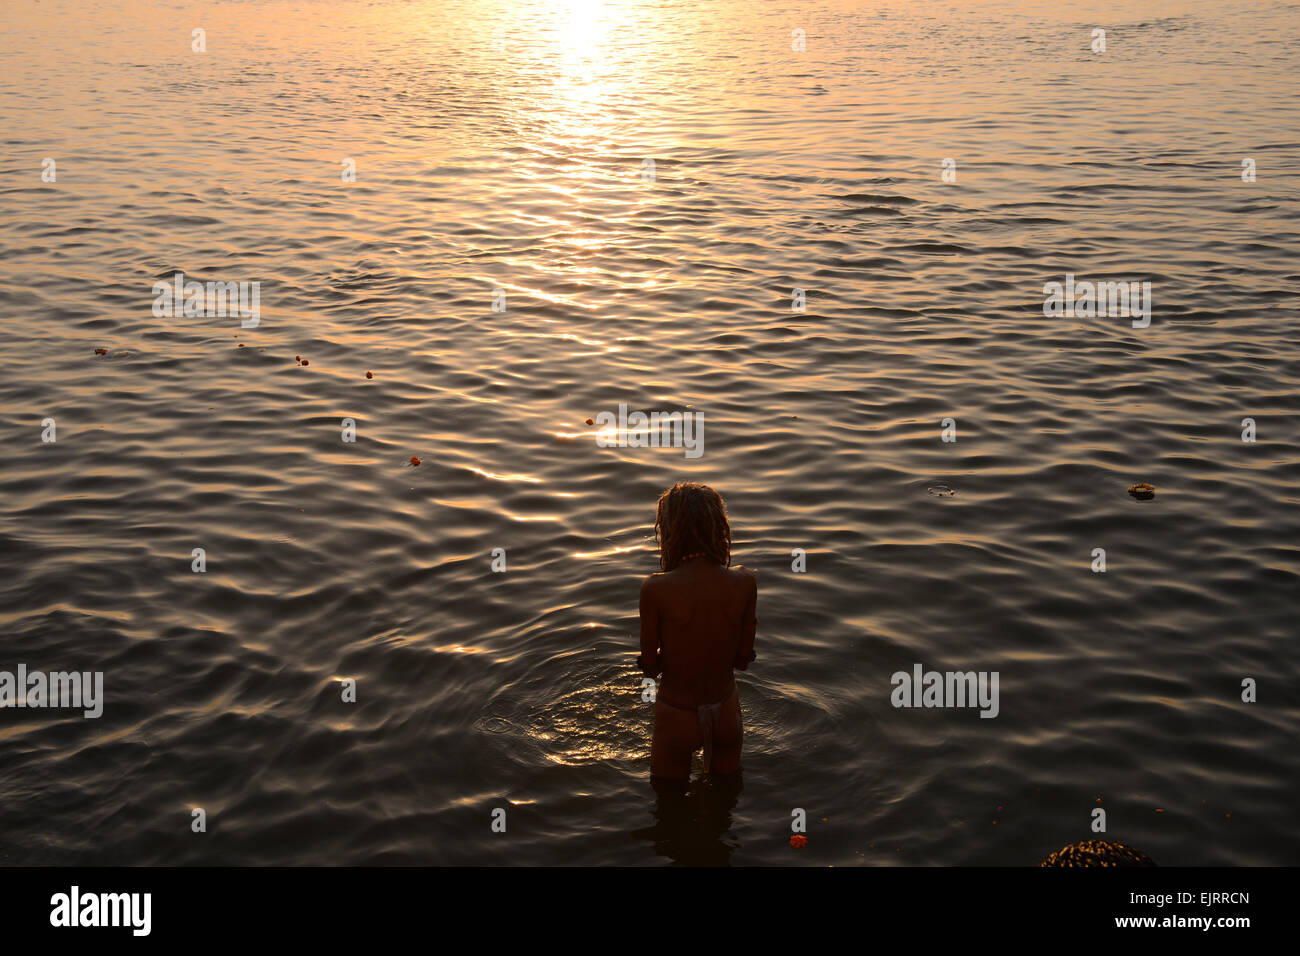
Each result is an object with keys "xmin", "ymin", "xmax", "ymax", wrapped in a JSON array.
[{"xmin": 654, "ymin": 482, "xmax": 731, "ymax": 572}]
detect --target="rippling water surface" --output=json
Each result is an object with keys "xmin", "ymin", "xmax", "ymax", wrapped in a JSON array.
[{"xmin": 2, "ymin": 0, "xmax": 1299, "ymax": 865}]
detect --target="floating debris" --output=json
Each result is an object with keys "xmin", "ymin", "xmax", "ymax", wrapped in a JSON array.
[
  {"xmin": 409, "ymin": 456, "xmax": 421, "ymax": 466},
  {"xmin": 585, "ymin": 418, "xmax": 594, "ymax": 426},
  {"xmin": 366, "ymin": 371, "xmax": 373, "ymax": 379},
  {"xmin": 94, "ymin": 348, "xmax": 108, "ymax": 355},
  {"xmin": 1040, "ymin": 840, "xmax": 1155, "ymax": 867},
  {"xmin": 1128, "ymin": 482, "xmax": 1155, "ymax": 500},
  {"xmin": 928, "ymin": 484, "xmax": 956, "ymax": 497},
  {"xmin": 300, "ymin": 359, "xmax": 309, "ymax": 366}
]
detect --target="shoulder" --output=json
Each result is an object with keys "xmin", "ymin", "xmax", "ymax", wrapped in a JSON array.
[
  {"xmin": 640, "ymin": 571, "xmax": 667, "ymax": 598},
  {"xmin": 727, "ymin": 565, "xmax": 757, "ymax": 589}
]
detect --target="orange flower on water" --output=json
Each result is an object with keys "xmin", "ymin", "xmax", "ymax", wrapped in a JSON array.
[
  {"xmin": 585, "ymin": 418, "xmax": 594, "ymax": 426},
  {"xmin": 410, "ymin": 456, "xmax": 421, "ymax": 466},
  {"xmin": 300, "ymin": 359, "xmax": 309, "ymax": 366},
  {"xmin": 366, "ymin": 371, "xmax": 373, "ymax": 379},
  {"xmin": 94, "ymin": 348, "xmax": 107, "ymax": 355},
  {"xmin": 295, "ymin": 355, "xmax": 301, "ymax": 361},
  {"xmin": 790, "ymin": 835, "xmax": 807, "ymax": 849}
]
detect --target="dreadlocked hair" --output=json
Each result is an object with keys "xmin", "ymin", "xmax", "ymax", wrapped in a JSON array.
[{"xmin": 654, "ymin": 482, "xmax": 731, "ymax": 572}]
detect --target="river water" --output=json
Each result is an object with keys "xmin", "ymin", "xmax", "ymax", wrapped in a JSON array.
[{"xmin": 1, "ymin": 0, "xmax": 1297, "ymax": 865}]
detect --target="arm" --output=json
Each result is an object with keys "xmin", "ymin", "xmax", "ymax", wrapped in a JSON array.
[
  {"xmin": 638, "ymin": 575, "xmax": 662, "ymax": 677},
  {"xmin": 734, "ymin": 570, "xmax": 757, "ymax": 670}
]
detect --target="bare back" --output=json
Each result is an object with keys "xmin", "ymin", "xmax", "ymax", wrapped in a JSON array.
[{"xmin": 639, "ymin": 559, "xmax": 757, "ymax": 710}]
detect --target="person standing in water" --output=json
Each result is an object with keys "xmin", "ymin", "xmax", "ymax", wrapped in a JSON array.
[{"xmin": 638, "ymin": 482, "xmax": 757, "ymax": 789}]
